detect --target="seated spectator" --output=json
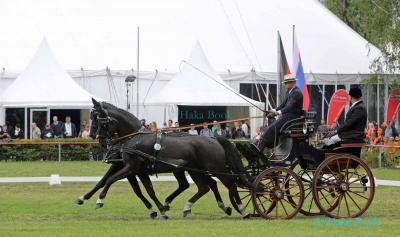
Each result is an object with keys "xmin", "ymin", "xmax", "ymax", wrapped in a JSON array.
[
  {"xmin": 31, "ymin": 122, "xmax": 41, "ymax": 139},
  {"xmin": 80, "ymin": 125, "xmax": 91, "ymax": 138},
  {"xmin": 174, "ymin": 122, "xmax": 181, "ymax": 132},
  {"xmin": 63, "ymin": 116, "xmax": 77, "ymax": 138},
  {"xmin": 188, "ymin": 124, "xmax": 198, "ymax": 135},
  {"xmin": 167, "ymin": 119, "xmax": 173, "ymax": 128},
  {"xmin": 0, "ymin": 124, "xmax": 11, "ymax": 140},
  {"xmin": 232, "ymin": 122, "xmax": 245, "ymax": 139},
  {"xmin": 78, "ymin": 120, "xmax": 88, "ymax": 137},
  {"xmin": 140, "ymin": 119, "xmax": 147, "ymax": 131},
  {"xmin": 51, "ymin": 115, "xmax": 64, "ymax": 138},
  {"xmin": 224, "ymin": 124, "xmax": 232, "ymax": 139},
  {"xmin": 211, "ymin": 121, "xmax": 218, "ymax": 136},
  {"xmin": 241, "ymin": 122, "xmax": 249, "ymax": 138},
  {"xmin": 374, "ymin": 125, "xmax": 383, "ymax": 144},
  {"xmin": 41, "ymin": 124, "xmax": 54, "ymax": 139},
  {"xmin": 150, "ymin": 121, "xmax": 158, "ymax": 132},
  {"xmin": 162, "ymin": 122, "xmax": 167, "ymax": 128},
  {"xmin": 11, "ymin": 124, "xmax": 24, "ymax": 139},
  {"xmin": 200, "ymin": 123, "xmax": 212, "ymax": 137},
  {"xmin": 214, "ymin": 124, "xmax": 226, "ymax": 138},
  {"xmin": 252, "ymin": 126, "xmax": 263, "ymax": 145}
]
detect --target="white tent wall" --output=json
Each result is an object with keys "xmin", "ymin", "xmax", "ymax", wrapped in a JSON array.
[{"xmin": 0, "ymin": 107, "xmax": 5, "ymax": 125}]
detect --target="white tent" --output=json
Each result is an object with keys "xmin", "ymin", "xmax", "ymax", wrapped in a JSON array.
[
  {"xmin": 145, "ymin": 42, "xmax": 264, "ymax": 134},
  {"xmin": 0, "ymin": 38, "xmax": 99, "ymax": 137},
  {"xmin": 0, "ymin": 0, "xmax": 381, "ymax": 78},
  {"xmin": 1, "ymin": 38, "xmax": 97, "ymax": 108}
]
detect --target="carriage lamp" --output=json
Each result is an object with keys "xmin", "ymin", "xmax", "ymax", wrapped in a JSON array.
[{"xmin": 125, "ymin": 75, "xmax": 136, "ymax": 111}]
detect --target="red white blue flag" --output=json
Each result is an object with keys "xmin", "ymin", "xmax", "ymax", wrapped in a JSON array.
[{"xmin": 292, "ymin": 28, "xmax": 310, "ymax": 110}]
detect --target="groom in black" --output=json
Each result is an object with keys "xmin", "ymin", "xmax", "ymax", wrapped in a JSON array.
[{"xmin": 256, "ymin": 74, "xmax": 303, "ymax": 152}]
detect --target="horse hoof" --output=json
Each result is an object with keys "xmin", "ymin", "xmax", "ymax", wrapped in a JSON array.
[
  {"xmin": 150, "ymin": 211, "xmax": 158, "ymax": 219},
  {"xmin": 225, "ymin": 207, "xmax": 232, "ymax": 216},
  {"xmin": 183, "ymin": 210, "xmax": 191, "ymax": 218},
  {"xmin": 164, "ymin": 205, "xmax": 170, "ymax": 211},
  {"xmin": 242, "ymin": 213, "xmax": 251, "ymax": 219},
  {"xmin": 95, "ymin": 203, "xmax": 104, "ymax": 209},
  {"xmin": 160, "ymin": 215, "xmax": 168, "ymax": 220},
  {"xmin": 74, "ymin": 198, "xmax": 84, "ymax": 205}
]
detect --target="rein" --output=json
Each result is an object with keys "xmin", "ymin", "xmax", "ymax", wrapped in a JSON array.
[{"xmin": 109, "ymin": 115, "xmax": 265, "ymax": 143}]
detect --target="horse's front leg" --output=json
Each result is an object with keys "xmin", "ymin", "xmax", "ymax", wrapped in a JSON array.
[
  {"xmin": 74, "ymin": 163, "xmax": 122, "ymax": 205},
  {"xmin": 127, "ymin": 174, "xmax": 157, "ymax": 219}
]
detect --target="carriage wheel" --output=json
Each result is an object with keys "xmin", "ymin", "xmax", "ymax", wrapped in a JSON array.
[
  {"xmin": 252, "ymin": 167, "xmax": 304, "ymax": 220},
  {"xmin": 312, "ymin": 154, "xmax": 375, "ymax": 219}
]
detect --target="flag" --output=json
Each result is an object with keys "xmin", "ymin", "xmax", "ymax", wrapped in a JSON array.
[
  {"xmin": 293, "ymin": 27, "xmax": 310, "ymax": 110},
  {"xmin": 277, "ymin": 31, "xmax": 291, "ymax": 105}
]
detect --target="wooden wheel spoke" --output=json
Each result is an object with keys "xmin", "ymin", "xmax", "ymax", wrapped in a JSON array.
[
  {"xmin": 257, "ymin": 197, "xmax": 267, "ymax": 213},
  {"xmin": 316, "ymin": 185, "xmax": 337, "ymax": 189},
  {"xmin": 281, "ymin": 197, "xmax": 298, "ymax": 209},
  {"xmin": 348, "ymin": 178, "xmax": 362, "ymax": 185},
  {"xmin": 348, "ymin": 190, "xmax": 369, "ymax": 200},
  {"xmin": 345, "ymin": 192, "xmax": 361, "ymax": 211},
  {"xmin": 345, "ymin": 159, "xmax": 350, "ymax": 181},
  {"xmin": 308, "ymin": 194, "xmax": 315, "ymax": 213},
  {"xmin": 281, "ymin": 174, "xmax": 293, "ymax": 189},
  {"xmin": 279, "ymin": 200, "xmax": 289, "ymax": 217},
  {"xmin": 318, "ymin": 190, "xmax": 335, "ymax": 209},
  {"xmin": 285, "ymin": 191, "xmax": 301, "ymax": 198},
  {"xmin": 336, "ymin": 194, "xmax": 343, "ymax": 216},
  {"xmin": 243, "ymin": 195, "xmax": 252, "ymax": 209},
  {"xmin": 343, "ymin": 191, "xmax": 351, "ymax": 217},
  {"xmin": 240, "ymin": 193, "xmax": 251, "ymax": 201}
]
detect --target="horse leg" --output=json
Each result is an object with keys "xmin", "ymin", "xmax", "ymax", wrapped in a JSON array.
[
  {"xmin": 138, "ymin": 174, "xmax": 169, "ymax": 220},
  {"xmin": 205, "ymin": 176, "xmax": 232, "ymax": 216},
  {"xmin": 163, "ymin": 171, "xmax": 190, "ymax": 210},
  {"xmin": 96, "ymin": 164, "xmax": 132, "ymax": 209},
  {"xmin": 219, "ymin": 176, "xmax": 250, "ymax": 218},
  {"xmin": 127, "ymin": 174, "xmax": 157, "ymax": 219},
  {"xmin": 75, "ymin": 163, "xmax": 122, "ymax": 205},
  {"xmin": 183, "ymin": 172, "xmax": 210, "ymax": 217}
]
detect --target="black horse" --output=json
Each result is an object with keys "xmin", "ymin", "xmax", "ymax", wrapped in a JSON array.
[{"xmin": 76, "ymin": 99, "xmax": 251, "ymax": 218}]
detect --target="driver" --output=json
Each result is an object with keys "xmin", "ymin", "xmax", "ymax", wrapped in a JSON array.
[
  {"xmin": 254, "ymin": 74, "xmax": 303, "ymax": 152},
  {"xmin": 322, "ymin": 87, "xmax": 367, "ymax": 147}
]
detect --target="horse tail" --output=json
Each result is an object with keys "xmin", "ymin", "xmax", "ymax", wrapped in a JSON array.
[{"xmin": 215, "ymin": 136, "xmax": 253, "ymax": 188}]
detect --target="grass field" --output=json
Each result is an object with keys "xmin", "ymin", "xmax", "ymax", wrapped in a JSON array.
[
  {"xmin": 0, "ymin": 161, "xmax": 399, "ymax": 180},
  {"xmin": 0, "ymin": 161, "xmax": 399, "ymax": 237}
]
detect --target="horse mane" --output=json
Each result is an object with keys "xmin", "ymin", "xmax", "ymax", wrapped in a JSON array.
[{"xmin": 100, "ymin": 102, "xmax": 141, "ymax": 130}]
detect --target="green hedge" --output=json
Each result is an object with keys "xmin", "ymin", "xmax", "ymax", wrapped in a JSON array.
[{"xmin": 0, "ymin": 139, "xmax": 104, "ymax": 161}]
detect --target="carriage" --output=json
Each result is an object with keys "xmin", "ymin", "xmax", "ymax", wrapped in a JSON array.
[
  {"xmin": 234, "ymin": 111, "xmax": 375, "ymax": 220},
  {"xmin": 83, "ymin": 100, "xmax": 375, "ymax": 221}
]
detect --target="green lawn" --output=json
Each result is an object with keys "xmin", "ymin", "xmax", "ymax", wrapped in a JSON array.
[
  {"xmin": 0, "ymin": 161, "xmax": 399, "ymax": 181},
  {"xmin": 0, "ymin": 182, "xmax": 398, "ymax": 237}
]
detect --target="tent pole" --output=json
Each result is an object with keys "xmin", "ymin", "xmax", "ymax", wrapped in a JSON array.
[
  {"xmin": 322, "ymin": 84, "xmax": 325, "ymax": 121},
  {"xmin": 377, "ymin": 78, "xmax": 380, "ymax": 125},
  {"xmin": 136, "ymin": 26, "xmax": 140, "ymax": 118},
  {"xmin": 24, "ymin": 107, "xmax": 27, "ymax": 139}
]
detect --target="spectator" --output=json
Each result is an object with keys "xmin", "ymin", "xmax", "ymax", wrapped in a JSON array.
[
  {"xmin": 224, "ymin": 124, "xmax": 232, "ymax": 139},
  {"xmin": 232, "ymin": 122, "xmax": 245, "ymax": 139},
  {"xmin": 31, "ymin": 122, "xmax": 41, "ymax": 139},
  {"xmin": 374, "ymin": 124, "xmax": 383, "ymax": 144},
  {"xmin": 252, "ymin": 126, "xmax": 263, "ymax": 145},
  {"xmin": 150, "ymin": 121, "xmax": 158, "ymax": 132},
  {"xmin": 188, "ymin": 124, "xmax": 198, "ymax": 135},
  {"xmin": 214, "ymin": 123, "xmax": 226, "ymax": 138},
  {"xmin": 200, "ymin": 123, "xmax": 212, "ymax": 137},
  {"xmin": 367, "ymin": 122, "xmax": 376, "ymax": 144},
  {"xmin": 174, "ymin": 122, "xmax": 181, "ymax": 132},
  {"xmin": 11, "ymin": 123, "xmax": 24, "ymax": 139},
  {"xmin": 78, "ymin": 120, "xmax": 88, "ymax": 137},
  {"xmin": 41, "ymin": 124, "xmax": 54, "ymax": 139},
  {"xmin": 211, "ymin": 121, "xmax": 218, "ymax": 136},
  {"xmin": 388, "ymin": 121, "xmax": 399, "ymax": 138},
  {"xmin": 63, "ymin": 116, "xmax": 77, "ymax": 138},
  {"xmin": 167, "ymin": 119, "xmax": 173, "ymax": 128},
  {"xmin": 51, "ymin": 115, "xmax": 64, "ymax": 138},
  {"xmin": 241, "ymin": 122, "xmax": 249, "ymax": 138},
  {"xmin": 162, "ymin": 122, "xmax": 168, "ymax": 128},
  {"xmin": 140, "ymin": 119, "xmax": 147, "ymax": 131},
  {"xmin": 81, "ymin": 125, "xmax": 91, "ymax": 138},
  {"xmin": 0, "ymin": 124, "xmax": 11, "ymax": 140}
]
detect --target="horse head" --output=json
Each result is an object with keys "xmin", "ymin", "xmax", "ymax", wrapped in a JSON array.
[{"xmin": 90, "ymin": 98, "xmax": 141, "ymax": 147}]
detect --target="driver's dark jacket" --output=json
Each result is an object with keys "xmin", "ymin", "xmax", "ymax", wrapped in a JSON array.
[
  {"xmin": 276, "ymin": 86, "xmax": 303, "ymax": 116},
  {"xmin": 337, "ymin": 101, "xmax": 367, "ymax": 143}
]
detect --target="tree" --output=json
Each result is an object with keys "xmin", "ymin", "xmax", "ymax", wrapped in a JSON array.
[{"xmin": 326, "ymin": 0, "xmax": 400, "ymax": 80}]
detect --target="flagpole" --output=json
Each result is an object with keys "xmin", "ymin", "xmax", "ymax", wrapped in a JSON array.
[{"xmin": 277, "ymin": 31, "xmax": 281, "ymax": 106}]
